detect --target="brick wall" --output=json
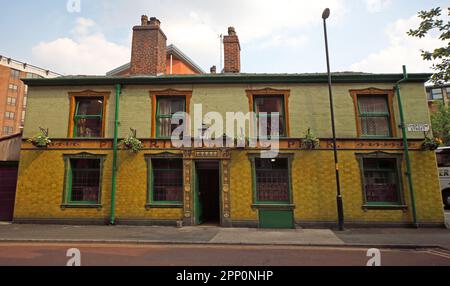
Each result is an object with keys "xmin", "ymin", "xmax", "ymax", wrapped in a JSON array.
[
  {"xmin": 130, "ymin": 16, "xmax": 167, "ymax": 76},
  {"xmin": 223, "ymin": 27, "xmax": 241, "ymax": 73}
]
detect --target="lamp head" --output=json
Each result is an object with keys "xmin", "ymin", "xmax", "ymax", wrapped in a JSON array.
[{"xmin": 322, "ymin": 8, "xmax": 330, "ymax": 20}]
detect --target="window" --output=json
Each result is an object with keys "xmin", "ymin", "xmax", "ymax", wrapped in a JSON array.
[
  {"xmin": 10, "ymin": 69, "xmax": 20, "ymax": 78},
  {"xmin": 2, "ymin": 126, "xmax": 13, "ymax": 135},
  {"xmin": 146, "ymin": 157, "xmax": 183, "ymax": 205},
  {"xmin": 21, "ymin": 110, "xmax": 26, "ymax": 124},
  {"xmin": 23, "ymin": 96, "xmax": 27, "ymax": 108},
  {"xmin": 6, "ymin": 97, "xmax": 16, "ymax": 106},
  {"xmin": 73, "ymin": 97, "xmax": 104, "ymax": 137},
  {"xmin": 357, "ymin": 153, "xmax": 404, "ymax": 207},
  {"xmin": 358, "ymin": 95, "xmax": 391, "ymax": 137},
  {"xmin": 429, "ymin": 88, "xmax": 443, "ymax": 100},
  {"xmin": 254, "ymin": 96, "xmax": 286, "ymax": 137},
  {"xmin": 156, "ymin": 97, "xmax": 185, "ymax": 138},
  {"xmin": 253, "ymin": 158, "xmax": 290, "ymax": 203},
  {"xmin": 62, "ymin": 154, "xmax": 105, "ymax": 207},
  {"xmin": 8, "ymin": 84, "xmax": 18, "ymax": 92},
  {"xmin": 26, "ymin": 72, "xmax": 42, "ymax": 79},
  {"xmin": 5, "ymin": 111, "xmax": 15, "ymax": 119}
]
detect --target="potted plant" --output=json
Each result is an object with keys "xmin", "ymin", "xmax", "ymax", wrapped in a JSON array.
[
  {"xmin": 28, "ymin": 128, "xmax": 51, "ymax": 148},
  {"xmin": 301, "ymin": 128, "xmax": 320, "ymax": 150},
  {"xmin": 422, "ymin": 136, "xmax": 442, "ymax": 151},
  {"xmin": 120, "ymin": 128, "xmax": 143, "ymax": 153}
]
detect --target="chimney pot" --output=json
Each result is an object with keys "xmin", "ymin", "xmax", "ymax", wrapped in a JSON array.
[
  {"xmin": 149, "ymin": 17, "xmax": 161, "ymax": 27},
  {"xmin": 228, "ymin": 27, "xmax": 236, "ymax": 36},
  {"xmin": 141, "ymin": 15, "xmax": 149, "ymax": 26}
]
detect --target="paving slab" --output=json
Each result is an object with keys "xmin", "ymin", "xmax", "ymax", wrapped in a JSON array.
[{"xmin": 210, "ymin": 228, "xmax": 345, "ymax": 245}]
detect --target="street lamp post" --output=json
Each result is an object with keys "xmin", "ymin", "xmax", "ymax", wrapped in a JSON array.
[{"xmin": 322, "ymin": 8, "xmax": 344, "ymax": 231}]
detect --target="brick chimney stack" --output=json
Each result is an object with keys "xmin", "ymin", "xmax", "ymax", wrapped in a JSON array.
[
  {"xmin": 223, "ymin": 27, "xmax": 241, "ymax": 73},
  {"xmin": 130, "ymin": 15, "xmax": 167, "ymax": 75}
]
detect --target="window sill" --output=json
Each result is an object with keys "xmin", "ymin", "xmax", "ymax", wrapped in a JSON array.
[
  {"xmin": 252, "ymin": 204, "xmax": 295, "ymax": 210},
  {"xmin": 61, "ymin": 204, "xmax": 102, "ymax": 210},
  {"xmin": 362, "ymin": 204, "xmax": 407, "ymax": 211},
  {"xmin": 145, "ymin": 203, "xmax": 183, "ymax": 209}
]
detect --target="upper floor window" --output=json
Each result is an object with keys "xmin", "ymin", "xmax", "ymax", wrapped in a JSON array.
[
  {"xmin": 150, "ymin": 89, "xmax": 192, "ymax": 139},
  {"xmin": 10, "ymin": 69, "xmax": 20, "ymax": 78},
  {"xmin": 247, "ymin": 88, "xmax": 290, "ymax": 138},
  {"xmin": 6, "ymin": 96, "xmax": 16, "ymax": 106},
  {"xmin": 69, "ymin": 91, "xmax": 109, "ymax": 138},
  {"xmin": 350, "ymin": 88, "xmax": 395, "ymax": 138},
  {"xmin": 156, "ymin": 97, "xmax": 185, "ymax": 138},
  {"xmin": 254, "ymin": 96, "xmax": 286, "ymax": 137},
  {"xmin": 73, "ymin": 97, "xmax": 104, "ymax": 138},
  {"xmin": 2, "ymin": 126, "xmax": 13, "ymax": 135},
  {"xmin": 8, "ymin": 84, "xmax": 18, "ymax": 92},
  {"xmin": 428, "ymin": 88, "xmax": 443, "ymax": 100},
  {"xmin": 23, "ymin": 96, "xmax": 27, "ymax": 108},
  {"xmin": 26, "ymin": 72, "xmax": 42, "ymax": 79},
  {"xmin": 5, "ymin": 111, "xmax": 15, "ymax": 119}
]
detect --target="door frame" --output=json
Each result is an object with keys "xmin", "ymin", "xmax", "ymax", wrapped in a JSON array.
[{"xmin": 193, "ymin": 160, "xmax": 222, "ymax": 226}]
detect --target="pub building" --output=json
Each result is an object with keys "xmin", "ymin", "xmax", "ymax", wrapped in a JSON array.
[{"xmin": 14, "ymin": 16, "xmax": 445, "ymax": 228}]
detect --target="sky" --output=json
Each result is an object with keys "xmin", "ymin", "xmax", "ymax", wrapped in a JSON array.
[{"xmin": 0, "ymin": 0, "xmax": 448, "ymax": 75}]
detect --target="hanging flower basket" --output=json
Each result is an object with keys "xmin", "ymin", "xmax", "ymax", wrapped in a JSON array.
[
  {"xmin": 301, "ymin": 128, "xmax": 320, "ymax": 150},
  {"xmin": 28, "ymin": 128, "xmax": 51, "ymax": 148},
  {"xmin": 119, "ymin": 129, "xmax": 143, "ymax": 153}
]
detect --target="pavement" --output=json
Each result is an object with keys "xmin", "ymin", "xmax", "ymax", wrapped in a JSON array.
[{"xmin": 0, "ymin": 216, "xmax": 449, "ymax": 250}]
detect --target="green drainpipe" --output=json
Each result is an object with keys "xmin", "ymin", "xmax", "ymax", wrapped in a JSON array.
[
  {"xmin": 110, "ymin": 83, "xmax": 121, "ymax": 225},
  {"xmin": 395, "ymin": 65, "xmax": 418, "ymax": 228}
]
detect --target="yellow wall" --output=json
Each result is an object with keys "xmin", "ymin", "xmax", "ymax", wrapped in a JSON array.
[
  {"xmin": 14, "ymin": 148, "xmax": 444, "ymax": 225},
  {"xmin": 228, "ymin": 150, "xmax": 444, "ymax": 224}
]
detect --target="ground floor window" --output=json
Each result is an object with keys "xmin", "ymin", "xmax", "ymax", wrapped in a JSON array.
[
  {"xmin": 146, "ymin": 156, "xmax": 183, "ymax": 206},
  {"xmin": 62, "ymin": 154, "xmax": 105, "ymax": 207},
  {"xmin": 357, "ymin": 153, "xmax": 404, "ymax": 206},
  {"xmin": 249, "ymin": 156, "xmax": 292, "ymax": 204}
]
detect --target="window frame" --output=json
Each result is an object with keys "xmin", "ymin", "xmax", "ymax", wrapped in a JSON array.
[
  {"xmin": 6, "ymin": 96, "xmax": 16, "ymax": 106},
  {"xmin": 5, "ymin": 111, "xmax": 15, "ymax": 119},
  {"xmin": 61, "ymin": 153, "xmax": 106, "ymax": 209},
  {"xmin": 350, "ymin": 88, "xmax": 396, "ymax": 138},
  {"xmin": 10, "ymin": 69, "xmax": 20, "ymax": 78},
  {"xmin": 8, "ymin": 84, "xmax": 18, "ymax": 92},
  {"xmin": 155, "ymin": 96, "xmax": 186, "ymax": 139},
  {"xmin": 144, "ymin": 153, "xmax": 184, "ymax": 208},
  {"xmin": 150, "ymin": 89, "xmax": 192, "ymax": 139},
  {"xmin": 356, "ymin": 152, "xmax": 406, "ymax": 209},
  {"xmin": 68, "ymin": 90, "xmax": 110, "ymax": 138},
  {"xmin": 246, "ymin": 88, "xmax": 290, "ymax": 139},
  {"xmin": 248, "ymin": 153, "xmax": 294, "ymax": 209}
]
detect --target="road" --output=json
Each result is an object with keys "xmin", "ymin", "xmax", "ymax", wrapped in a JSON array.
[{"xmin": 0, "ymin": 243, "xmax": 449, "ymax": 266}]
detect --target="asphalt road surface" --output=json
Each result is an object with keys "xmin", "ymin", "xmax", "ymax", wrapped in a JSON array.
[{"xmin": 0, "ymin": 243, "xmax": 449, "ymax": 266}]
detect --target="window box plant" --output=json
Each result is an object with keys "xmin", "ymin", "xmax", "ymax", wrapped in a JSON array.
[{"xmin": 301, "ymin": 128, "xmax": 320, "ymax": 150}]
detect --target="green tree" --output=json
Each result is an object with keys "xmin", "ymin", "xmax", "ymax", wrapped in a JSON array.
[
  {"xmin": 407, "ymin": 7, "xmax": 450, "ymax": 84},
  {"xmin": 431, "ymin": 102, "xmax": 450, "ymax": 146}
]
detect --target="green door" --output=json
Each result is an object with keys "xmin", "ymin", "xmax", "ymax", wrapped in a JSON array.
[
  {"xmin": 259, "ymin": 210, "xmax": 294, "ymax": 229},
  {"xmin": 194, "ymin": 168, "xmax": 203, "ymax": 225}
]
